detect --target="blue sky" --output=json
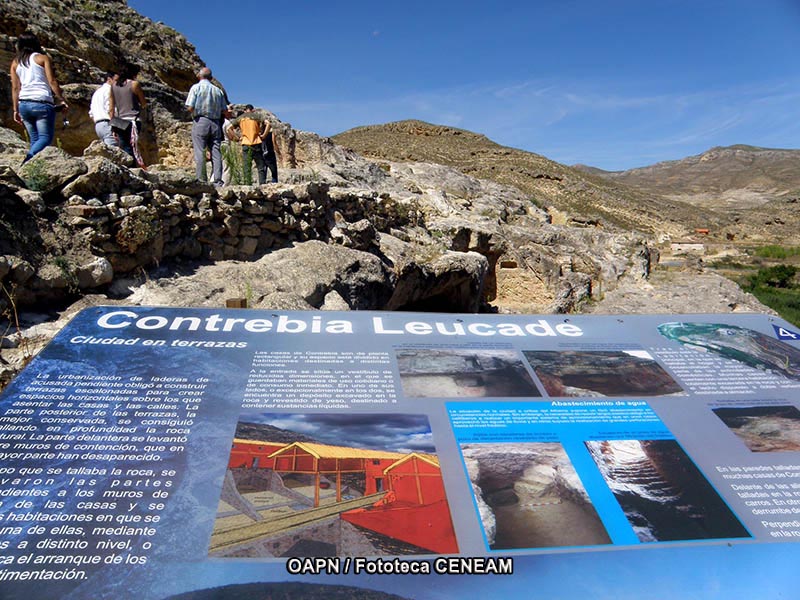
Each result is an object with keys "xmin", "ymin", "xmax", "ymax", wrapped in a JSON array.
[
  {"xmin": 128, "ymin": 0, "xmax": 800, "ymax": 170},
  {"xmin": 242, "ymin": 412, "xmax": 435, "ymax": 452}
]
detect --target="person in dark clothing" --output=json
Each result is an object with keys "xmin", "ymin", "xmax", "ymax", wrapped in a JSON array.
[
  {"xmin": 109, "ymin": 64, "xmax": 147, "ymax": 167},
  {"xmin": 261, "ymin": 119, "xmax": 279, "ymax": 183}
]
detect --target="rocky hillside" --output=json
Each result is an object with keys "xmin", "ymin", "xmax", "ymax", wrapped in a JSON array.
[
  {"xmin": 333, "ymin": 120, "xmax": 725, "ymax": 237},
  {"xmin": 0, "ymin": 0, "xmax": 372, "ymax": 176},
  {"xmin": 586, "ymin": 145, "xmax": 800, "ymax": 202},
  {"xmin": 576, "ymin": 145, "xmax": 800, "ymax": 244},
  {"xmin": 0, "ymin": 121, "xmax": 658, "ymax": 315},
  {"xmin": 336, "ymin": 124, "xmax": 800, "ymax": 246},
  {"xmin": 0, "ymin": 0, "xmax": 206, "ymax": 166}
]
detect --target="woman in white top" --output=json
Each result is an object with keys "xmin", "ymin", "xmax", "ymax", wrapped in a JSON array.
[{"xmin": 9, "ymin": 31, "xmax": 68, "ymax": 163}]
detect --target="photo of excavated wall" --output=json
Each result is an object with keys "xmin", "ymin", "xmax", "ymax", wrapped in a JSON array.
[
  {"xmin": 523, "ymin": 350, "xmax": 684, "ymax": 397},
  {"xmin": 396, "ymin": 348, "xmax": 541, "ymax": 398},
  {"xmin": 460, "ymin": 442, "xmax": 611, "ymax": 549},
  {"xmin": 713, "ymin": 405, "xmax": 800, "ymax": 452},
  {"xmin": 586, "ymin": 440, "xmax": 750, "ymax": 542}
]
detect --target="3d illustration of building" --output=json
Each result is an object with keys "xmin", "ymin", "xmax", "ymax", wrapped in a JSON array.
[
  {"xmin": 228, "ymin": 439, "xmax": 285, "ymax": 469},
  {"xmin": 342, "ymin": 452, "xmax": 457, "ymax": 553},
  {"xmin": 218, "ymin": 438, "xmax": 458, "ymax": 555}
]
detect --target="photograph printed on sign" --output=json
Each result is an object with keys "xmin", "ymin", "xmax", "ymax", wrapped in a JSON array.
[
  {"xmin": 396, "ymin": 348, "xmax": 541, "ymax": 398},
  {"xmin": 712, "ymin": 405, "xmax": 800, "ymax": 452},
  {"xmin": 522, "ymin": 350, "xmax": 684, "ymax": 397},
  {"xmin": 586, "ymin": 439, "xmax": 751, "ymax": 543},
  {"xmin": 210, "ymin": 413, "xmax": 459, "ymax": 557},
  {"xmin": 658, "ymin": 322, "xmax": 800, "ymax": 381},
  {"xmin": 460, "ymin": 442, "xmax": 611, "ymax": 550}
]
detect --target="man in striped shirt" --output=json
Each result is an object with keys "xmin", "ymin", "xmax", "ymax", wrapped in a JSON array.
[{"xmin": 185, "ymin": 67, "xmax": 228, "ymax": 185}]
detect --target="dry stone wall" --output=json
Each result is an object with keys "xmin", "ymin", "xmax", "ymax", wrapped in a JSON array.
[{"xmin": 0, "ymin": 154, "xmax": 414, "ymax": 311}]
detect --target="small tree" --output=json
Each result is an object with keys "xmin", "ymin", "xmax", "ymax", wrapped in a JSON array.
[
  {"xmin": 747, "ymin": 265, "xmax": 798, "ymax": 289},
  {"xmin": 221, "ymin": 143, "xmax": 249, "ymax": 185}
]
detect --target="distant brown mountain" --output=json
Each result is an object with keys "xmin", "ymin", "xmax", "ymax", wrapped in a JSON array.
[
  {"xmin": 579, "ymin": 145, "xmax": 800, "ymax": 211},
  {"xmin": 335, "ymin": 123, "xmax": 800, "ymax": 244},
  {"xmin": 333, "ymin": 120, "xmax": 723, "ymax": 237},
  {"xmin": 571, "ymin": 164, "xmax": 609, "ymax": 177}
]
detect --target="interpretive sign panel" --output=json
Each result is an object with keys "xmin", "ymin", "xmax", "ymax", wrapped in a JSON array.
[{"xmin": 1, "ymin": 307, "xmax": 799, "ymax": 599}]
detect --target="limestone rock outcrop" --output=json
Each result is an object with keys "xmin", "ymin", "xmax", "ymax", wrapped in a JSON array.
[
  {"xmin": 0, "ymin": 4, "xmax": 380, "ymax": 173},
  {"xmin": 125, "ymin": 241, "xmax": 395, "ymax": 311},
  {"xmin": 0, "ymin": 119, "xmax": 654, "ymax": 314},
  {"xmin": 0, "ymin": 0, "xmax": 202, "ymax": 165}
]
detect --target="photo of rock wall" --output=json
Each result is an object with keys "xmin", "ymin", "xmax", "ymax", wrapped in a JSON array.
[
  {"xmin": 713, "ymin": 405, "xmax": 800, "ymax": 452},
  {"xmin": 460, "ymin": 442, "xmax": 611, "ymax": 549},
  {"xmin": 523, "ymin": 350, "xmax": 683, "ymax": 397},
  {"xmin": 396, "ymin": 348, "xmax": 541, "ymax": 398},
  {"xmin": 586, "ymin": 439, "xmax": 750, "ymax": 542}
]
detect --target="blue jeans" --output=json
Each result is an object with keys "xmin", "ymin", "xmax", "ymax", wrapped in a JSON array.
[{"xmin": 18, "ymin": 100, "xmax": 55, "ymax": 162}]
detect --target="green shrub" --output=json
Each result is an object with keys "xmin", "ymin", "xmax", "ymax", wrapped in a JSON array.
[
  {"xmin": 746, "ymin": 265, "xmax": 797, "ymax": 289},
  {"xmin": 740, "ymin": 264, "xmax": 800, "ymax": 326},
  {"xmin": 20, "ymin": 159, "xmax": 49, "ymax": 191},
  {"xmin": 529, "ymin": 196, "xmax": 544, "ymax": 209},
  {"xmin": 221, "ymin": 142, "xmax": 248, "ymax": 185},
  {"xmin": 747, "ymin": 286, "xmax": 800, "ymax": 327},
  {"xmin": 53, "ymin": 256, "xmax": 79, "ymax": 293},
  {"xmin": 706, "ymin": 257, "xmax": 750, "ymax": 270},
  {"xmin": 754, "ymin": 245, "xmax": 800, "ymax": 260}
]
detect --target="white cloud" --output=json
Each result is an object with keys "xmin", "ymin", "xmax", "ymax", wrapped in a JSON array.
[{"xmin": 260, "ymin": 75, "xmax": 800, "ymax": 169}]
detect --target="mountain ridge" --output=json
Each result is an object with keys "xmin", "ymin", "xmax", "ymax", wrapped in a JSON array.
[
  {"xmin": 335, "ymin": 121, "xmax": 800, "ymax": 244},
  {"xmin": 333, "ymin": 120, "xmax": 725, "ymax": 237},
  {"xmin": 577, "ymin": 144, "xmax": 800, "ymax": 200}
]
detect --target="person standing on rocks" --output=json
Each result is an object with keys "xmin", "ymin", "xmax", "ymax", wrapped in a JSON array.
[
  {"xmin": 88, "ymin": 71, "xmax": 118, "ymax": 148},
  {"xmin": 9, "ymin": 31, "xmax": 69, "ymax": 163},
  {"xmin": 185, "ymin": 67, "xmax": 228, "ymax": 186},
  {"xmin": 220, "ymin": 113, "xmax": 235, "ymax": 185},
  {"xmin": 231, "ymin": 104, "xmax": 269, "ymax": 184},
  {"xmin": 262, "ymin": 119, "xmax": 278, "ymax": 183},
  {"xmin": 109, "ymin": 64, "xmax": 147, "ymax": 168}
]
